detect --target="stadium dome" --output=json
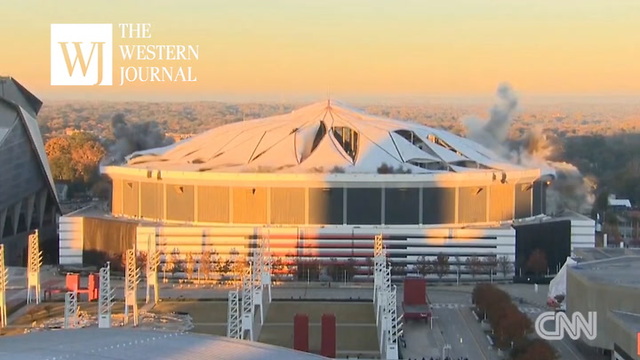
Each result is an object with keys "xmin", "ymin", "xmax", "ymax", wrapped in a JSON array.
[
  {"xmin": 0, "ymin": 328, "xmax": 327, "ymax": 360},
  {"xmin": 126, "ymin": 100, "xmax": 524, "ymax": 174},
  {"xmin": 100, "ymin": 100, "xmax": 549, "ymax": 228}
]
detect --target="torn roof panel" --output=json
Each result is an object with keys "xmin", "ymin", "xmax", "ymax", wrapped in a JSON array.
[{"xmin": 123, "ymin": 100, "xmax": 543, "ymax": 175}]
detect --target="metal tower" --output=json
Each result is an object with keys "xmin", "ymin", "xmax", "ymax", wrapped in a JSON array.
[
  {"xmin": 378, "ymin": 266, "xmax": 392, "ymax": 343},
  {"xmin": 384, "ymin": 284, "xmax": 399, "ymax": 360},
  {"xmin": 373, "ymin": 234, "xmax": 384, "ymax": 305},
  {"xmin": 98, "ymin": 262, "xmax": 114, "ymax": 328},
  {"xmin": 0, "ymin": 245, "xmax": 8, "ymax": 328},
  {"xmin": 64, "ymin": 291, "xmax": 78, "ymax": 329},
  {"xmin": 251, "ymin": 258, "xmax": 264, "ymax": 325},
  {"xmin": 146, "ymin": 250, "xmax": 160, "ymax": 304},
  {"xmin": 373, "ymin": 236, "xmax": 386, "ymax": 324},
  {"xmin": 124, "ymin": 249, "xmax": 140, "ymax": 326},
  {"xmin": 226, "ymin": 289, "xmax": 241, "ymax": 339},
  {"xmin": 241, "ymin": 266, "xmax": 253, "ymax": 340},
  {"xmin": 26, "ymin": 230, "xmax": 43, "ymax": 304},
  {"xmin": 258, "ymin": 231, "xmax": 273, "ymax": 303}
]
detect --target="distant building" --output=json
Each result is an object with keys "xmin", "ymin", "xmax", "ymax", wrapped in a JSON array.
[
  {"xmin": 0, "ymin": 77, "xmax": 60, "ymax": 265},
  {"xmin": 608, "ymin": 195, "xmax": 632, "ymax": 211}
]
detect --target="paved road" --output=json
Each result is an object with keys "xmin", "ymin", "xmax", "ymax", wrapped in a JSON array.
[
  {"xmin": 402, "ymin": 320, "xmax": 444, "ymax": 359},
  {"xmin": 436, "ymin": 306, "xmax": 498, "ymax": 360},
  {"xmin": 406, "ymin": 288, "xmax": 607, "ymax": 360},
  {"xmin": 430, "ymin": 303, "xmax": 541, "ymax": 314},
  {"xmin": 402, "ymin": 288, "xmax": 498, "ymax": 360}
]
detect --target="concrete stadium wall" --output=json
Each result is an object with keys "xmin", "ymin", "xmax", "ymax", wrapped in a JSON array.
[
  {"xmin": 59, "ymin": 215, "xmax": 83, "ymax": 265},
  {"xmin": 59, "ymin": 215, "xmax": 137, "ymax": 266},
  {"xmin": 133, "ymin": 224, "xmax": 518, "ymax": 277},
  {"xmin": 109, "ymin": 177, "xmax": 546, "ymax": 227},
  {"xmin": 567, "ymin": 269, "xmax": 640, "ymax": 355}
]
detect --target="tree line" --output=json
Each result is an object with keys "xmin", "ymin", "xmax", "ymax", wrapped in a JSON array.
[{"xmin": 473, "ymin": 284, "xmax": 558, "ymax": 360}]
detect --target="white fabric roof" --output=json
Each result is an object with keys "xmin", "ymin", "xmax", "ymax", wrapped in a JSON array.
[
  {"xmin": 0, "ymin": 328, "xmax": 327, "ymax": 360},
  {"xmin": 548, "ymin": 256, "xmax": 577, "ymax": 301},
  {"xmin": 126, "ymin": 100, "xmax": 528, "ymax": 174}
]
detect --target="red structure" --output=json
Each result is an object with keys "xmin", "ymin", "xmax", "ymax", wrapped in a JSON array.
[
  {"xmin": 320, "ymin": 313, "xmax": 336, "ymax": 358},
  {"xmin": 66, "ymin": 273, "xmax": 80, "ymax": 292},
  {"xmin": 402, "ymin": 277, "xmax": 431, "ymax": 322},
  {"xmin": 87, "ymin": 273, "xmax": 99, "ymax": 301},
  {"xmin": 44, "ymin": 273, "xmax": 99, "ymax": 301},
  {"xmin": 293, "ymin": 313, "xmax": 309, "ymax": 352}
]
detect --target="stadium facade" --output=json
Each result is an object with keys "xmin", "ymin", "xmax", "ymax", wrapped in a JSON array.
[
  {"xmin": 60, "ymin": 101, "xmax": 594, "ymax": 276},
  {"xmin": 0, "ymin": 77, "xmax": 59, "ymax": 265}
]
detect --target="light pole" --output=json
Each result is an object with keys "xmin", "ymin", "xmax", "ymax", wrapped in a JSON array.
[
  {"xmin": 430, "ymin": 315, "xmax": 438, "ymax": 330},
  {"xmin": 456, "ymin": 268, "xmax": 459, "ymax": 286}
]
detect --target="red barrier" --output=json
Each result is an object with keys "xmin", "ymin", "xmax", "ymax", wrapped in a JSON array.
[
  {"xmin": 66, "ymin": 273, "xmax": 80, "ymax": 292},
  {"xmin": 293, "ymin": 313, "xmax": 309, "ymax": 352},
  {"xmin": 321, "ymin": 313, "xmax": 336, "ymax": 358},
  {"xmin": 48, "ymin": 273, "xmax": 100, "ymax": 302},
  {"xmin": 88, "ymin": 273, "xmax": 99, "ymax": 301}
]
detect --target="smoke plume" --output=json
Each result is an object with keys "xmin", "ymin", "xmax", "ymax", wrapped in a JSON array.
[
  {"xmin": 463, "ymin": 83, "xmax": 518, "ymax": 153},
  {"xmin": 462, "ymin": 83, "xmax": 595, "ymax": 215},
  {"xmin": 104, "ymin": 113, "xmax": 174, "ymax": 165}
]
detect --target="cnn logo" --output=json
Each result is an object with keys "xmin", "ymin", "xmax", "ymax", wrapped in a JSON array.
[{"xmin": 534, "ymin": 311, "xmax": 597, "ymax": 341}]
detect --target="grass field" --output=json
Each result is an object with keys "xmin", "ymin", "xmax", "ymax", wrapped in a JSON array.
[
  {"xmin": 151, "ymin": 300, "xmax": 228, "ymax": 336},
  {"xmin": 265, "ymin": 301, "xmax": 376, "ymax": 323},
  {"xmin": 259, "ymin": 301, "xmax": 379, "ymax": 357}
]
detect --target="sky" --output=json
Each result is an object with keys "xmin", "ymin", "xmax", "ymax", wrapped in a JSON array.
[{"xmin": 1, "ymin": 0, "xmax": 639, "ymax": 102}]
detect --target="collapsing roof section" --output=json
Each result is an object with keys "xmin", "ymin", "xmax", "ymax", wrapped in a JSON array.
[{"xmin": 126, "ymin": 100, "xmax": 531, "ymax": 174}]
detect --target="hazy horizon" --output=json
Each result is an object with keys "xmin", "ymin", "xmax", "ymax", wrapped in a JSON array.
[
  {"xmin": 1, "ymin": 0, "xmax": 639, "ymax": 102},
  {"xmin": 36, "ymin": 91, "xmax": 640, "ymax": 105}
]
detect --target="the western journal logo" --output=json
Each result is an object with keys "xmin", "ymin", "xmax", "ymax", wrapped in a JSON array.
[{"xmin": 51, "ymin": 24, "xmax": 113, "ymax": 86}]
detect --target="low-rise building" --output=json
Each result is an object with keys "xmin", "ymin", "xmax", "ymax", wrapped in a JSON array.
[{"xmin": 567, "ymin": 250, "xmax": 640, "ymax": 359}]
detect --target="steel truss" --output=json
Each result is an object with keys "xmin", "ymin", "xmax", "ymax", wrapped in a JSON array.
[
  {"xmin": 0, "ymin": 245, "xmax": 8, "ymax": 328},
  {"xmin": 146, "ymin": 249, "xmax": 160, "ymax": 304},
  {"xmin": 241, "ymin": 266, "xmax": 253, "ymax": 340},
  {"xmin": 372, "ymin": 233, "xmax": 401, "ymax": 359},
  {"xmin": 124, "ymin": 249, "xmax": 140, "ymax": 326},
  {"xmin": 98, "ymin": 262, "xmax": 115, "ymax": 328},
  {"xmin": 226, "ymin": 289, "xmax": 241, "ymax": 339},
  {"xmin": 27, "ymin": 231, "xmax": 42, "ymax": 304},
  {"xmin": 64, "ymin": 291, "xmax": 78, "ymax": 329}
]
